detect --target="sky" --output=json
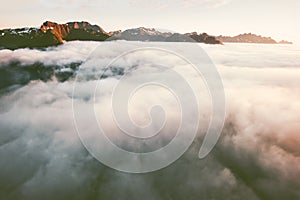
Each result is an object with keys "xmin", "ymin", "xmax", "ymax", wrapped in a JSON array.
[{"xmin": 0, "ymin": 0, "xmax": 299, "ymax": 43}]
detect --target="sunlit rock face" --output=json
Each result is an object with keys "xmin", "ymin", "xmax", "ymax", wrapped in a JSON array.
[{"xmin": 0, "ymin": 21, "xmax": 110, "ymax": 50}]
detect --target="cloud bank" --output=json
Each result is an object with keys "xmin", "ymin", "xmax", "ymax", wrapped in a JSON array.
[{"xmin": 0, "ymin": 41, "xmax": 299, "ymax": 199}]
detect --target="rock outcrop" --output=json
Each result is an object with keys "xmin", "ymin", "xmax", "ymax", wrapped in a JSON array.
[
  {"xmin": 0, "ymin": 21, "xmax": 110, "ymax": 50},
  {"xmin": 185, "ymin": 32, "xmax": 222, "ymax": 44}
]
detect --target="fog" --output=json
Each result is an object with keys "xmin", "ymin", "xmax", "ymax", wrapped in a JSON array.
[{"xmin": 0, "ymin": 41, "xmax": 299, "ymax": 200}]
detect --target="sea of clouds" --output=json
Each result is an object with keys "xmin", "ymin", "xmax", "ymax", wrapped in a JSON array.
[{"xmin": 0, "ymin": 41, "xmax": 299, "ymax": 200}]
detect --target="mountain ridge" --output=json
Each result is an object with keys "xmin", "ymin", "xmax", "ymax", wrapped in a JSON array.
[
  {"xmin": 0, "ymin": 21, "xmax": 292, "ymax": 50},
  {"xmin": 216, "ymin": 33, "xmax": 292, "ymax": 44}
]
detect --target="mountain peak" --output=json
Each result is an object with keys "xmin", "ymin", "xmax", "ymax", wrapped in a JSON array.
[
  {"xmin": 124, "ymin": 27, "xmax": 163, "ymax": 36},
  {"xmin": 0, "ymin": 21, "xmax": 111, "ymax": 49}
]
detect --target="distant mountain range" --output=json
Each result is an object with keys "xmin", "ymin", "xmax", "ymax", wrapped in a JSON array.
[
  {"xmin": 107, "ymin": 28, "xmax": 221, "ymax": 44},
  {"xmin": 0, "ymin": 21, "xmax": 292, "ymax": 50},
  {"xmin": 216, "ymin": 33, "xmax": 292, "ymax": 44}
]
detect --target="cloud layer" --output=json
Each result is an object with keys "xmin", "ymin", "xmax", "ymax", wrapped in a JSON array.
[{"xmin": 0, "ymin": 41, "xmax": 299, "ymax": 199}]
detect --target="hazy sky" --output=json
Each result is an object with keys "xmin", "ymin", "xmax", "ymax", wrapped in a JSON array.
[{"xmin": 1, "ymin": 0, "xmax": 299, "ymax": 43}]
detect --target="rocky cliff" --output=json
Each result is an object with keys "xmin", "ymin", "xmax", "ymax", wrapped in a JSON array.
[{"xmin": 0, "ymin": 21, "xmax": 110, "ymax": 50}]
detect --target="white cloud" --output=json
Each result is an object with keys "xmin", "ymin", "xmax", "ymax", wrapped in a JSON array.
[{"xmin": 0, "ymin": 41, "xmax": 299, "ymax": 199}]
